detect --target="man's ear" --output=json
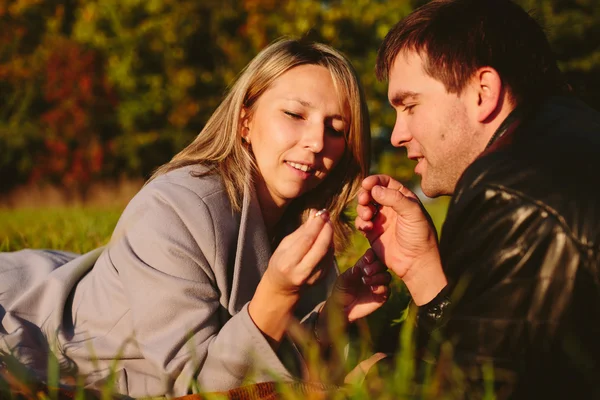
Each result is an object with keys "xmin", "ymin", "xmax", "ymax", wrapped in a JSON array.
[{"xmin": 473, "ymin": 67, "xmax": 503, "ymax": 123}]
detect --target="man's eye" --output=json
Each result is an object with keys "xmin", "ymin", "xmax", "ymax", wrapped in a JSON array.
[
  {"xmin": 284, "ymin": 111, "xmax": 303, "ymax": 119},
  {"xmin": 403, "ymin": 105, "xmax": 416, "ymax": 114}
]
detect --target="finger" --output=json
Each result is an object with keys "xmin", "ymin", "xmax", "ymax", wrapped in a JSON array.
[
  {"xmin": 279, "ymin": 209, "xmax": 329, "ymax": 265},
  {"xmin": 298, "ymin": 214, "xmax": 334, "ymax": 274},
  {"xmin": 305, "ymin": 267, "xmax": 324, "ymax": 285},
  {"xmin": 357, "ymin": 249, "xmax": 380, "ymax": 276},
  {"xmin": 354, "ymin": 215, "xmax": 374, "ymax": 233},
  {"xmin": 350, "ymin": 248, "xmax": 375, "ymax": 276},
  {"xmin": 357, "ymin": 189, "xmax": 374, "ymax": 206},
  {"xmin": 362, "ymin": 174, "xmax": 403, "ymax": 191},
  {"xmin": 362, "ymin": 271, "xmax": 392, "ymax": 286},
  {"xmin": 370, "ymin": 285, "xmax": 390, "ymax": 297},
  {"xmin": 370, "ymin": 184, "xmax": 421, "ymax": 216},
  {"xmin": 335, "ymin": 249, "xmax": 371, "ymax": 292},
  {"xmin": 356, "ymin": 203, "xmax": 378, "ymax": 221},
  {"xmin": 362, "ymin": 260, "xmax": 387, "ymax": 277},
  {"xmin": 363, "ymin": 248, "xmax": 375, "ymax": 264}
]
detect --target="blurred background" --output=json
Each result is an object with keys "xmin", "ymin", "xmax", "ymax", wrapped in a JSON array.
[{"xmin": 0, "ymin": 0, "xmax": 599, "ymax": 245}]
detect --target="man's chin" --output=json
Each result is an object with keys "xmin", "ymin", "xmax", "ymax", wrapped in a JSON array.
[{"xmin": 420, "ymin": 180, "xmax": 444, "ymax": 198}]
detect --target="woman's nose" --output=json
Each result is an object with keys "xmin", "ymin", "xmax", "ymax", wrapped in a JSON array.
[{"xmin": 302, "ymin": 123, "xmax": 325, "ymax": 153}]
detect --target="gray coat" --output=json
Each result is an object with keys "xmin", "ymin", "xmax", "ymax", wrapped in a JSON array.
[{"xmin": 0, "ymin": 166, "xmax": 336, "ymax": 397}]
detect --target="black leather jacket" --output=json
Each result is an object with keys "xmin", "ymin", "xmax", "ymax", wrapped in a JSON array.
[{"xmin": 420, "ymin": 96, "xmax": 600, "ymax": 398}]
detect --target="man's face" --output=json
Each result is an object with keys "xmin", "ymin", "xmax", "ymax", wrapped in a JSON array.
[{"xmin": 387, "ymin": 51, "xmax": 483, "ymax": 197}]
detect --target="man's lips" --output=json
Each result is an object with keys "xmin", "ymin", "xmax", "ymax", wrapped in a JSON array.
[
  {"xmin": 408, "ymin": 154, "xmax": 425, "ymax": 174},
  {"xmin": 407, "ymin": 153, "xmax": 424, "ymax": 161}
]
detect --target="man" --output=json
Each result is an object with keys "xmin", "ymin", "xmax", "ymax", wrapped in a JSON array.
[{"xmin": 356, "ymin": 0, "xmax": 600, "ymax": 397}]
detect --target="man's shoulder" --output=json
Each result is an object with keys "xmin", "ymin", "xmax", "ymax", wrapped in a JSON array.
[
  {"xmin": 459, "ymin": 96, "xmax": 599, "ymax": 200},
  {"xmin": 528, "ymin": 96, "xmax": 600, "ymax": 138},
  {"xmin": 452, "ymin": 98, "xmax": 600, "ymax": 245}
]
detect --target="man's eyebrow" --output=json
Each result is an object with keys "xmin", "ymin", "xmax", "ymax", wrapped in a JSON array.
[{"xmin": 389, "ymin": 91, "xmax": 420, "ymax": 107}]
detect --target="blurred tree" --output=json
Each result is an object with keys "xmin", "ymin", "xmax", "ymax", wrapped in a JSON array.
[
  {"xmin": 34, "ymin": 38, "xmax": 118, "ymax": 199},
  {"xmin": 69, "ymin": 0, "xmax": 421, "ymax": 182},
  {"xmin": 516, "ymin": 0, "xmax": 600, "ymax": 110},
  {"xmin": 71, "ymin": 0, "xmax": 255, "ymax": 178},
  {"xmin": 0, "ymin": 0, "xmax": 118, "ymax": 198},
  {"xmin": 1, "ymin": 0, "xmax": 599, "ymax": 196},
  {"xmin": 0, "ymin": 0, "xmax": 52, "ymax": 193}
]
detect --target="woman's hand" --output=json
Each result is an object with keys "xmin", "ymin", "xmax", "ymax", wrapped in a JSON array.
[
  {"xmin": 315, "ymin": 249, "xmax": 391, "ymax": 349},
  {"xmin": 330, "ymin": 248, "xmax": 391, "ymax": 322},
  {"xmin": 249, "ymin": 209, "xmax": 334, "ymax": 348},
  {"xmin": 263, "ymin": 209, "xmax": 334, "ymax": 295}
]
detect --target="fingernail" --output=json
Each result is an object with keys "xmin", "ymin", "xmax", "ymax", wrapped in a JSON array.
[
  {"xmin": 363, "ymin": 266, "xmax": 374, "ymax": 276},
  {"xmin": 364, "ymin": 250, "xmax": 373, "ymax": 264},
  {"xmin": 361, "ymin": 276, "xmax": 369, "ymax": 285},
  {"xmin": 315, "ymin": 208, "xmax": 329, "ymax": 221},
  {"xmin": 370, "ymin": 285, "xmax": 379, "ymax": 292}
]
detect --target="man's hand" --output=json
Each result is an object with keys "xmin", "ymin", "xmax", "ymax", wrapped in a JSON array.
[{"xmin": 355, "ymin": 175, "xmax": 447, "ymax": 305}]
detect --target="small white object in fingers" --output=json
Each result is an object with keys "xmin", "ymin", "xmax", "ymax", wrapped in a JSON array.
[{"xmin": 315, "ymin": 208, "xmax": 327, "ymax": 218}]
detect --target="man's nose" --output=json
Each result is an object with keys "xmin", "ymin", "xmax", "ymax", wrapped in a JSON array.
[{"xmin": 390, "ymin": 115, "xmax": 411, "ymax": 148}]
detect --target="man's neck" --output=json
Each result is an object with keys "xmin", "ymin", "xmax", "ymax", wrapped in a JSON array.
[
  {"xmin": 480, "ymin": 92, "xmax": 518, "ymax": 151},
  {"xmin": 484, "ymin": 105, "xmax": 525, "ymax": 151}
]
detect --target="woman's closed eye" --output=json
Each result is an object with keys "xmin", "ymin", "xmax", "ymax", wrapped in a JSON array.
[
  {"xmin": 284, "ymin": 110, "xmax": 304, "ymax": 120},
  {"xmin": 326, "ymin": 125, "xmax": 345, "ymax": 137}
]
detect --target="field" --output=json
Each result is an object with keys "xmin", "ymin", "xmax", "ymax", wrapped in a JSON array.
[
  {"xmin": 0, "ymin": 197, "xmax": 468, "ymax": 400},
  {"xmin": 0, "ymin": 196, "xmax": 450, "ymax": 269}
]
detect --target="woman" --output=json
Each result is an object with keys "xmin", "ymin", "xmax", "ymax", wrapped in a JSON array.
[{"xmin": 0, "ymin": 39, "xmax": 390, "ymax": 397}]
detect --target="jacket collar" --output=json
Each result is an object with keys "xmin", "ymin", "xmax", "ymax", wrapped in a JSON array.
[
  {"xmin": 228, "ymin": 181, "xmax": 272, "ymax": 314},
  {"xmin": 484, "ymin": 106, "xmax": 526, "ymax": 152}
]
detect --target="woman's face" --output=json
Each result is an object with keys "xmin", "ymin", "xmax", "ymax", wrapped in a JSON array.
[{"xmin": 245, "ymin": 64, "xmax": 348, "ymax": 210}]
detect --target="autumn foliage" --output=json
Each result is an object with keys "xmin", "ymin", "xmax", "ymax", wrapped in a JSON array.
[
  {"xmin": 33, "ymin": 39, "xmax": 117, "ymax": 196},
  {"xmin": 0, "ymin": 0, "xmax": 598, "ymax": 199}
]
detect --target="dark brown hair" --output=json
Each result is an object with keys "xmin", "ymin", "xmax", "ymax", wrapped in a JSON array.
[{"xmin": 376, "ymin": 0, "xmax": 571, "ymax": 105}]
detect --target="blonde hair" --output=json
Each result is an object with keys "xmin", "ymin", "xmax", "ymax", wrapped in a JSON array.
[{"xmin": 151, "ymin": 38, "xmax": 370, "ymax": 251}]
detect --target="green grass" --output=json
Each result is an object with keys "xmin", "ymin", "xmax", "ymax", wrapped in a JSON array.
[
  {"xmin": 0, "ymin": 198, "xmax": 479, "ymax": 400},
  {"xmin": 0, "ymin": 207, "xmax": 123, "ymax": 253},
  {"xmin": 0, "ymin": 197, "xmax": 450, "ymax": 268}
]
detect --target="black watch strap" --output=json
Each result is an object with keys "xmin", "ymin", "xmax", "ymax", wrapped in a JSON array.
[{"xmin": 416, "ymin": 285, "xmax": 451, "ymax": 333}]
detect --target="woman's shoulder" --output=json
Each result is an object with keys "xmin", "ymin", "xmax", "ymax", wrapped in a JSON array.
[
  {"xmin": 118, "ymin": 165, "xmax": 233, "ymax": 226},
  {"xmin": 111, "ymin": 164, "xmax": 236, "ymax": 240},
  {"xmin": 147, "ymin": 164, "xmax": 227, "ymax": 201}
]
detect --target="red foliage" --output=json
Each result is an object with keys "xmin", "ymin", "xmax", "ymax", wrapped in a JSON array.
[{"xmin": 32, "ymin": 39, "xmax": 118, "ymax": 193}]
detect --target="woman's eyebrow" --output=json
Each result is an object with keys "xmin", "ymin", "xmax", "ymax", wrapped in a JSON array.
[
  {"xmin": 286, "ymin": 98, "xmax": 314, "ymax": 108},
  {"xmin": 286, "ymin": 98, "xmax": 347, "ymax": 122}
]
